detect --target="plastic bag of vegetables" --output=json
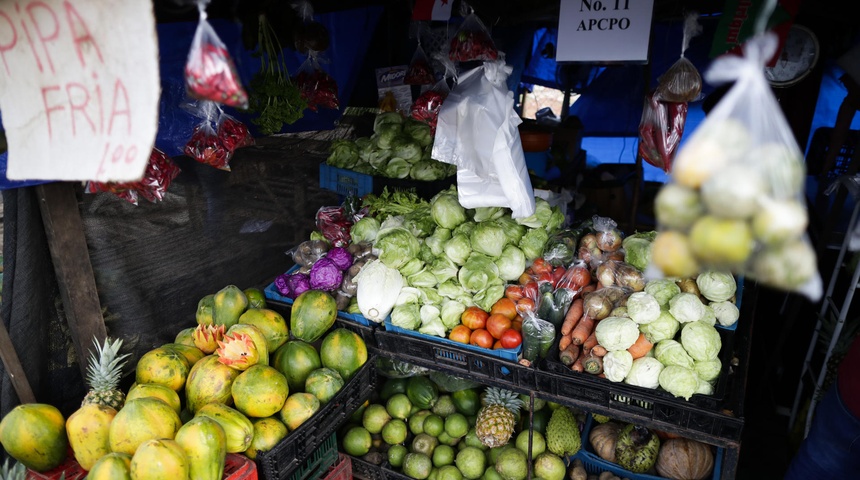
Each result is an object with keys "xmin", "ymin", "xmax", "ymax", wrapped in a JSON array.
[{"xmin": 649, "ymin": 32, "xmax": 821, "ymax": 301}]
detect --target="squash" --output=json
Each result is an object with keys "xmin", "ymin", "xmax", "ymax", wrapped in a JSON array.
[
  {"xmin": 655, "ymin": 438, "xmax": 715, "ymax": 480},
  {"xmin": 588, "ymin": 421, "xmax": 622, "ymax": 463}
]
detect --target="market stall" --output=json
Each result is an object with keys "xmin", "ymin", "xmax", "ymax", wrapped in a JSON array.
[{"xmin": 0, "ymin": 0, "xmax": 850, "ymax": 480}]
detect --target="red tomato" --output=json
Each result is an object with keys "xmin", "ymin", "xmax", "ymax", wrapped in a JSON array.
[
  {"xmin": 500, "ymin": 329, "xmax": 522, "ymax": 349},
  {"xmin": 493, "ymin": 340, "xmax": 504, "ymax": 350},
  {"xmin": 531, "ymin": 258, "xmax": 552, "ymax": 276},
  {"xmin": 518, "ymin": 272, "xmax": 533, "ymax": 286},
  {"xmin": 449, "ymin": 325, "xmax": 472, "ymax": 344},
  {"xmin": 470, "ymin": 329, "xmax": 494, "ymax": 349},
  {"xmin": 522, "ymin": 281, "xmax": 539, "ymax": 301},
  {"xmin": 511, "ymin": 315, "xmax": 523, "ymax": 332},
  {"xmin": 505, "ymin": 284, "xmax": 525, "ymax": 302},
  {"xmin": 491, "ymin": 297, "xmax": 518, "ymax": 320},
  {"xmin": 461, "ymin": 306, "xmax": 489, "ymax": 330},
  {"xmin": 486, "ymin": 314, "xmax": 512, "ymax": 339},
  {"xmin": 552, "ymin": 266, "xmax": 567, "ymax": 287}
]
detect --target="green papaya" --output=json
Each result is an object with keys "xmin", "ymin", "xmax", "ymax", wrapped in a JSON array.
[
  {"xmin": 213, "ymin": 285, "xmax": 248, "ymax": 328},
  {"xmin": 196, "ymin": 294, "xmax": 215, "ymax": 326},
  {"xmin": 174, "ymin": 416, "xmax": 227, "ymax": 480}
]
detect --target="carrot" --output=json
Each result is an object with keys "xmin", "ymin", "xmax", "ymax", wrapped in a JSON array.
[
  {"xmin": 559, "ymin": 344, "xmax": 581, "ymax": 367},
  {"xmin": 591, "ymin": 344, "xmax": 608, "ymax": 357},
  {"xmin": 571, "ymin": 355, "xmax": 585, "ymax": 372},
  {"xmin": 582, "ymin": 331, "xmax": 599, "ymax": 353},
  {"xmin": 627, "ymin": 333, "xmax": 653, "ymax": 360},
  {"xmin": 561, "ymin": 298, "xmax": 584, "ymax": 336},
  {"xmin": 583, "ymin": 353, "xmax": 604, "ymax": 375},
  {"xmin": 559, "ymin": 334, "xmax": 572, "ymax": 351},
  {"xmin": 570, "ymin": 315, "xmax": 595, "ymax": 346}
]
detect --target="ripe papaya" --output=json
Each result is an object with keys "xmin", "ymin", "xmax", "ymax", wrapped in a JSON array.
[
  {"xmin": 291, "ymin": 290, "xmax": 337, "ymax": 343},
  {"xmin": 244, "ymin": 287, "xmax": 267, "ymax": 309},
  {"xmin": 175, "ymin": 416, "xmax": 227, "ymax": 480},
  {"xmin": 226, "ymin": 324, "xmax": 269, "ymax": 366},
  {"xmin": 108, "ymin": 397, "xmax": 182, "ymax": 456},
  {"xmin": 135, "ymin": 347, "xmax": 190, "ymax": 392},
  {"xmin": 213, "ymin": 285, "xmax": 249, "ymax": 328},
  {"xmin": 238, "ymin": 308, "xmax": 289, "ymax": 351},
  {"xmin": 196, "ymin": 294, "xmax": 216, "ymax": 325},
  {"xmin": 272, "ymin": 340, "xmax": 321, "ymax": 393},
  {"xmin": 0, "ymin": 403, "xmax": 68, "ymax": 472},
  {"xmin": 245, "ymin": 417, "xmax": 289, "ymax": 460},
  {"xmin": 174, "ymin": 327, "xmax": 197, "ymax": 347},
  {"xmin": 130, "ymin": 438, "xmax": 189, "ymax": 480},
  {"xmin": 185, "ymin": 355, "xmax": 240, "ymax": 413},
  {"xmin": 320, "ymin": 328, "xmax": 368, "ymax": 381},
  {"xmin": 231, "ymin": 364, "xmax": 289, "ymax": 418},
  {"xmin": 66, "ymin": 403, "xmax": 117, "ymax": 470},
  {"xmin": 126, "ymin": 383, "xmax": 182, "ymax": 415},
  {"xmin": 87, "ymin": 452, "xmax": 132, "ymax": 480},
  {"xmin": 194, "ymin": 402, "xmax": 254, "ymax": 453},
  {"xmin": 161, "ymin": 342, "xmax": 206, "ymax": 366}
]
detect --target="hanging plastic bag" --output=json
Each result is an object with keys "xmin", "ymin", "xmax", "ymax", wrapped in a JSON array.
[
  {"xmin": 410, "ymin": 54, "xmax": 455, "ymax": 133},
  {"xmin": 405, "ymin": 44, "xmax": 435, "ymax": 85},
  {"xmin": 184, "ymin": 0, "xmax": 248, "ymax": 108},
  {"xmin": 656, "ymin": 13, "xmax": 703, "ymax": 103},
  {"xmin": 315, "ymin": 205, "xmax": 353, "ymax": 248},
  {"xmin": 292, "ymin": 0, "xmax": 331, "ymax": 54},
  {"xmin": 638, "ymin": 92, "xmax": 688, "ymax": 173},
  {"xmin": 294, "ymin": 51, "xmax": 339, "ymax": 112},
  {"xmin": 449, "ymin": 11, "xmax": 498, "ymax": 62},
  {"xmin": 217, "ymin": 111, "xmax": 255, "ymax": 152},
  {"xmin": 184, "ymin": 101, "xmax": 233, "ymax": 171},
  {"xmin": 432, "ymin": 60, "xmax": 535, "ymax": 218},
  {"xmin": 85, "ymin": 148, "xmax": 181, "ymax": 205},
  {"xmin": 649, "ymin": 33, "xmax": 821, "ymax": 301}
]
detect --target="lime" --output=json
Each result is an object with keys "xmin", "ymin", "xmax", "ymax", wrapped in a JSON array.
[
  {"xmin": 411, "ymin": 405, "xmax": 422, "ymax": 416},
  {"xmin": 342, "ymin": 426, "xmax": 372, "ymax": 457},
  {"xmin": 463, "ymin": 428, "xmax": 487, "ymax": 450},
  {"xmin": 518, "ymin": 394, "xmax": 546, "ymax": 411},
  {"xmin": 388, "ymin": 444, "xmax": 408, "ymax": 468},
  {"xmin": 432, "ymin": 444, "xmax": 455, "ymax": 467},
  {"xmin": 495, "ymin": 448, "xmax": 528, "ymax": 480},
  {"xmin": 483, "ymin": 466, "xmax": 504, "ymax": 480},
  {"xmin": 438, "ymin": 465, "xmax": 464, "ymax": 480},
  {"xmin": 372, "ymin": 433, "xmax": 384, "ymax": 450},
  {"xmin": 467, "ymin": 415, "xmax": 477, "ymax": 427},
  {"xmin": 423, "ymin": 414, "xmax": 444, "ymax": 437},
  {"xmin": 514, "ymin": 430, "xmax": 545, "ymax": 457},
  {"xmin": 412, "ymin": 433, "xmax": 439, "ymax": 457},
  {"xmin": 382, "ymin": 418, "xmax": 409, "ymax": 445},
  {"xmin": 487, "ymin": 445, "xmax": 512, "ymax": 465},
  {"xmin": 409, "ymin": 410, "xmax": 432, "ymax": 435},
  {"xmin": 428, "ymin": 467, "xmax": 440, "ymax": 480},
  {"xmin": 444, "ymin": 413, "xmax": 469, "ymax": 439},
  {"xmin": 432, "ymin": 395, "xmax": 457, "ymax": 417},
  {"xmin": 403, "ymin": 453, "xmax": 433, "ymax": 480},
  {"xmin": 437, "ymin": 431, "xmax": 459, "ymax": 447},
  {"xmin": 533, "ymin": 452, "xmax": 566, "ymax": 480},
  {"xmin": 363, "ymin": 404, "xmax": 391, "ymax": 434},
  {"xmin": 387, "ymin": 393, "xmax": 413, "ymax": 420},
  {"xmin": 455, "ymin": 446, "xmax": 486, "ymax": 480},
  {"xmin": 350, "ymin": 400, "xmax": 370, "ymax": 423}
]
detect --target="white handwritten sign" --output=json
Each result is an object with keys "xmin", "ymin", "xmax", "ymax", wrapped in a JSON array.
[
  {"xmin": 0, "ymin": 0, "xmax": 159, "ymax": 182},
  {"xmin": 556, "ymin": 0, "xmax": 655, "ymax": 63}
]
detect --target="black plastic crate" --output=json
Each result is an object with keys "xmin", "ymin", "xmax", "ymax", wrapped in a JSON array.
[
  {"xmin": 256, "ymin": 355, "xmax": 379, "ymax": 480},
  {"xmin": 806, "ymin": 126, "xmax": 859, "ymax": 177},
  {"xmin": 349, "ymin": 456, "xmax": 385, "ymax": 480},
  {"xmin": 374, "ymin": 330, "xmax": 537, "ymax": 395},
  {"xmin": 541, "ymin": 326, "xmax": 736, "ymax": 412}
]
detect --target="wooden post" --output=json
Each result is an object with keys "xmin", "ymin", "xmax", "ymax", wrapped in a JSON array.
[
  {"xmin": 37, "ymin": 183, "xmax": 106, "ymax": 381},
  {"xmin": 0, "ymin": 320, "xmax": 36, "ymax": 404}
]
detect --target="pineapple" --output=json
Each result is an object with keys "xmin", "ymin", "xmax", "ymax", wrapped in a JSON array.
[
  {"xmin": 81, "ymin": 336, "xmax": 130, "ymax": 410},
  {"xmin": 0, "ymin": 459, "xmax": 26, "ymax": 480},
  {"xmin": 475, "ymin": 387, "xmax": 523, "ymax": 448}
]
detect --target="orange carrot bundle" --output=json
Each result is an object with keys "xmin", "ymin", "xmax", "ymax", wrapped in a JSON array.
[
  {"xmin": 571, "ymin": 355, "xmax": 585, "ymax": 372},
  {"xmin": 583, "ymin": 352, "xmax": 604, "ymax": 375},
  {"xmin": 627, "ymin": 333, "xmax": 653, "ymax": 359},
  {"xmin": 559, "ymin": 344, "xmax": 581, "ymax": 367},
  {"xmin": 561, "ymin": 298, "xmax": 584, "ymax": 336},
  {"xmin": 559, "ymin": 334, "xmax": 572, "ymax": 351},
  {"xmin": 582, "ymin": 331, "xmax": 599, "ymax": 354}
]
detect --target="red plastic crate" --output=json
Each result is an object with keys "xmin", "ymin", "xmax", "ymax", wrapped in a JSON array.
[
  {"xmin": 26, "ymin": 452, "xmax": 257, "ymax": 479},
  {"xmin": 321, "ymin": 454, "xmax": 352, "ymax": 480}
]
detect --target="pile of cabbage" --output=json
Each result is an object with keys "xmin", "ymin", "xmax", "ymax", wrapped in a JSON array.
[
  {"xmin": 351, "ymin": 185, "xmax": 565, "ymax": 336},
  {"xmin": 326, "ymin": 112, "xmax": 456, "ymax": 181},
  {"xmin": 601, "ymin": 271, "xmax": 739, "ymax": 400}
]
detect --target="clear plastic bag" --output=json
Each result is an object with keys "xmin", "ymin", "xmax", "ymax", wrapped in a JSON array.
[
  {"xmin": 638, "ymin": 92, "xmax": 688, "ymax": 173},
  {"xmin": 410, "ymin": 54, "xmax": 455, "ymax": 134},
  {"xmin": 375, "ymin": 357, "xmax": 430, "ymax": 378},
  {"xmin": 315, "ymin": 205, "xmax": 353, "ymax": 248},
  {"xmin": 449, "ymin": 11, "xmax": 498, "ymax": 62},
  {"xmin": 184, "ymin": 101, "xmax": 232, "ymax": 171},
  {"xmin": 432, "ymin": 60, "xmax": 535, "ymax": 219},
  {"xmin": 520, "ymin": 309, "xmax": 556, "ymax": 365},
  {"xmin": 655, "ymin": 13, "xmax": 703, "ymax": 103},
  {"xmin": 428, "ymin": 371, "xmax": 482, "ymax": 392},
  {"xmin": 405, "ymin": 44, "xmax": 435, "ymax": 85},
  {"xmin": 216, "ymin": 111, "xmax": 255, "ymax": 152},
  {"xmin": 292, "ymin": 0, "xmax": 330, "ymax": 54},
  {"xmin": 294, "ymin": 51, "xmax": 339, "ymax": 112},
  {"xmin": 184, "ymin": 1, "xmax": 248, "ymax": 108},
  {"xmin": 85, "ymin": 148, "xmax": 181, "ymax": 205},
  {"xmin": 650, "ymin": 33, "xmax": 822, "ymax": 301}
]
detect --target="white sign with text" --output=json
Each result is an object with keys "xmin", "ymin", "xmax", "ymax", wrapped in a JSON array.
[
  {"xmin": 0, "ymin": 0, "xmax": 160, "ymax": 181},
  {"xmin": 556, "ymin": 0, "xmax": 655, "ymax": 63}
]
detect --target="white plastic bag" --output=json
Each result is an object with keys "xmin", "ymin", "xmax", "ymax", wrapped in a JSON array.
[
  {"xmin": 649, "ymin": 33, "xmax": 821, "ymax": 301},
  {"xmin": 432, "ymin": 60, "xmax": 536, "ymax": 219}
]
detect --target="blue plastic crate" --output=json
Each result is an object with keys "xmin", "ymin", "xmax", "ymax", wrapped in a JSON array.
[
  {"xmin": 383, "ymin": 317, "xmax": 521, "ymax": 363},
  {"xmin": 574, "ymin": 415, "xmax": 724, "ymax": 480},
  {"xmin": 524, "ymin": 151, "xmax": 550, "ymax": 178},
  {"xmin": 320, "ymin": 164, "xmax": 373, "ymax": 197}
]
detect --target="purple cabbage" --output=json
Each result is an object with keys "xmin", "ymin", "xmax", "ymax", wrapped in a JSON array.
[
  {"xmin": 286, "ymin": 272, "xmax": 311, "ymax": 299},
  {"xmin": 274, "ymin": 273, "xmax": 291, "ymax": 297},
  {"xmin": 309, "ymin": 257, "xmax": 344, "ymax": 291},
  {"xmin": 326, "ymin": 246, "xmax": 354, "ymax": 271}
]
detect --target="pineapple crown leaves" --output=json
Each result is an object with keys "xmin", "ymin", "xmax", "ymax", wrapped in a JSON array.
[
  {"xmin": 86, "ymin": 336, "xmax": 131, "ymax": 387},
  {"xmin": 483, "ymin": 387, "xmax": 523, "ymax": 413},
  {"xmin": 0, "ymin": 458, "xmax": 26, "ymax": 480}
]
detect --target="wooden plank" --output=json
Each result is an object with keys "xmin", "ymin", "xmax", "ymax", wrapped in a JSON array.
[
  {"xmin": 0, "ymin": 320, "xmax": 35, "ymax": 404},
  {"xmin": 37, "ymin": 183, "xmax": 106, "ymax": 381}
]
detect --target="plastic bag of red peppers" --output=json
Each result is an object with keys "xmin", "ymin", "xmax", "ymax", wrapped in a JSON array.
[
  {"xmin": 184, "ymin": 102, "xmax": 255, "ymax": 171},
  {"xmin": 184, "ymin": 0, "xmax": 249, "ymax": 108},
  {"xmin": 410, "ymin": 53, "xmax": 456, "ymax": 134},
  {"xmin": 85, "ymin": 148, "xmax": 181, "ymax": 205},
  {"xmin": 293, "ymin": 51, "xmax": 339, "ymax": 112},
  {"xmin": 449, "ymin": 11, "xmax": 498, "ymax": 62}
]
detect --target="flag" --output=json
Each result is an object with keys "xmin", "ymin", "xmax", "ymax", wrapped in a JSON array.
[{"xmin": 412, "ymin": 0, "xmax": 453, "ymax": 21}]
